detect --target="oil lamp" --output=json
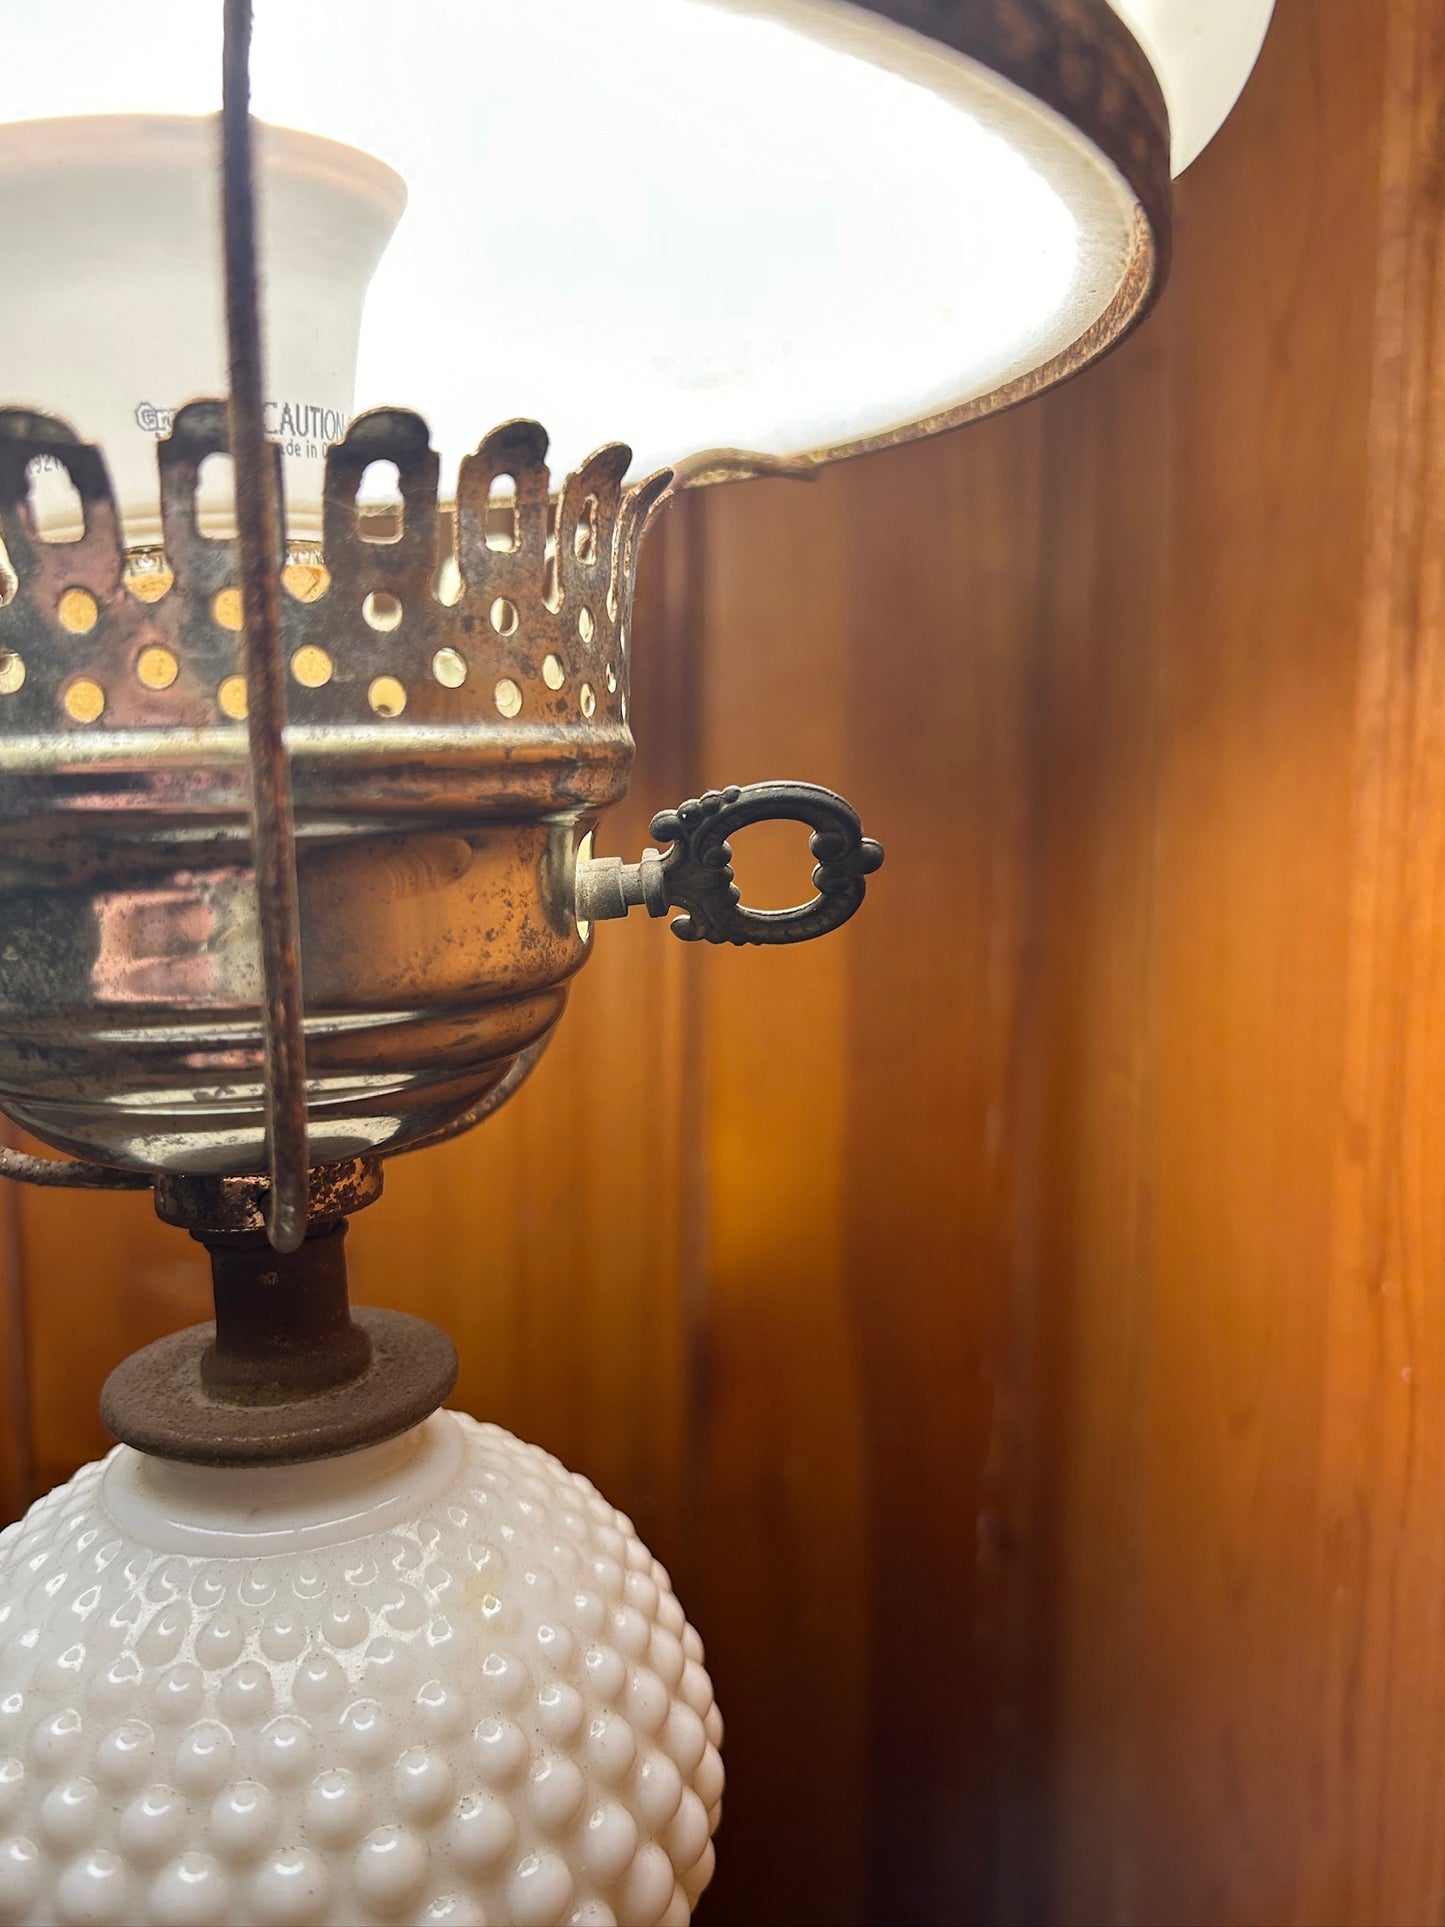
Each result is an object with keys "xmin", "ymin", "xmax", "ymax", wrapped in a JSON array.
[{"xmin": 0, "ymin": 3, "xmax": 1271, "ymax": 1922}]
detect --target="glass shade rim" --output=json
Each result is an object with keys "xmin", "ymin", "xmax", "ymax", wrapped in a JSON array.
[
  {"xmin": 0, "ymin": 1, "xmax": 1173, "ymax": 484},
  {"xmin": 726, "ymin": 0, "xmax": 1170, "ymax": 473}
]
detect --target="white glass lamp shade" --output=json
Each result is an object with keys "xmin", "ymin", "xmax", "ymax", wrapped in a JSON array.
[
  {"xmin": 0, "ymin": 116, "xmax": 404, "ymax": 545},
  {"xmin": 0, "ymin": 0, "xmax": 1274, "ymax": 494},
  {"xmin": 0, "ymin": 1412, "xmax": 722, "ymax": 1926},
  {"xmin": 1111, "ymin": 0, "xmax": 1275, "ymax": 172}
]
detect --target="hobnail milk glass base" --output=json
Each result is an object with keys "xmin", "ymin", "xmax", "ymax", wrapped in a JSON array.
[{"xmin": 0, "ymin": 1411, "xmax": 721, "ymax": 1926}]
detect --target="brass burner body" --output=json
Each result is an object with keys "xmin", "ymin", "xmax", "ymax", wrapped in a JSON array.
[{"xmin": 0, "ymin": 403, "xmax": 663, "ymax": 1173}]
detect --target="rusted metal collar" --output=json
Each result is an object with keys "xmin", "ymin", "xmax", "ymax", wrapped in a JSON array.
[
  {"xmin": 154, "ymin": 1157, "xmax": 383, "ymax": 1237},
  {"xmin": 100, "ymin": 1300, "xmax": 458, "ymax": 1468},
  {"xmin": 103, "ymin": 1159, "xmax": 456, "ymax": 1466}
]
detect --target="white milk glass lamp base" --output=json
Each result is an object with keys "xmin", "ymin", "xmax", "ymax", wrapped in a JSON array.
[{"xmin": 0, "ymin": 1411, "xmax": 721, "ymax": 1927}]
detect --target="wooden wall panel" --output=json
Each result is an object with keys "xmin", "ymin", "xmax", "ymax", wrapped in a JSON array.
[
  {"xmin": 829, "ymin": 426, "xmax": 1049, "ymax": 1925},
  {"xmin": 681, "ymin": 470, "xmax": 872, "ymax": 1927},
  {"xmin": 1025, "ymin": 7, "xmax": 1419, "ymax": 1922},
  {"xmin": 683, "ymin": 417, "xmax": 1050, "ymax": 1924},
  {"xmin": 1128, "ymin": 9, "xmax": 1379, "ymax": 1919},
  {"xmin": 1007, "ymin": 322, "xmax": 1173, "ymax": 1927},
  {"xmin": 23, "ymin": 1167, "xmax": 209, "ymax": 1495},
  {"xmin": 15, "ymin": 5, "xmax": 1445, "ymax": 1926},
  {"xmin": 1302, "ymin": 8, "xmax": 1445, "ymax": 1918}
]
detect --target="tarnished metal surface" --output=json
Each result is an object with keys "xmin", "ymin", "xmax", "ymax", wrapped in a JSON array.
[
  {"xmin": 0, "ymin": 405, "xmax": 660, "ymax": 785},
  {"xmin": 110, "ymin": 1156, "xmax": 463, "ymax": 1466},
  {"xmin": 154, "ymin": 1156, "xmax": 383, "ymax": 1236},
  {"xmin": 199, "ymin": 1220, "xmax": 371, "ymax": 1400},
  {"xmin": 387, "ymin": 1032, "xmax": 555, "ymax": 1160},
  {"xmin": 577, "ymin": 780, "xmax": 884, "ymax": 946},
  {"xmin": 101, "ymin": 1304, "xmax": 459, "ymax": 1465},
  {"xmin": 0, "ymin": 405, "xmax": 662, "ymax": 1174}
]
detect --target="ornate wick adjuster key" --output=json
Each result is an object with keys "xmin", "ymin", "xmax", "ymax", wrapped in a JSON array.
[{"xmin": 575, "ymin": 781, "xmax": 884, "ymax": 946}]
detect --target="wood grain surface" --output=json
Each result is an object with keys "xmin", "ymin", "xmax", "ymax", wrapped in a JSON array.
[{"xmin": 11, "ymin": 4, "xmax": 1445, "ymax": 1922}]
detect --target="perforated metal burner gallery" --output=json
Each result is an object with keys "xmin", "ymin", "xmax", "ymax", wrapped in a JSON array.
[{"xmin": 0, "ymin": 383, "xmax": 884, "ymax": 1458}]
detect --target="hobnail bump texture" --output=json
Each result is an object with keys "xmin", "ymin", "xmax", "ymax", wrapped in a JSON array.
[{"xmin": 0, "ymin": 1411, "xmax": 721, "ymax": 1925}]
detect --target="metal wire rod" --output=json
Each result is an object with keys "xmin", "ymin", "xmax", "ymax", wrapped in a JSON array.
[{"xmin": 221, "ymin": 0, "xmax": 310, "ymax": 1253}]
